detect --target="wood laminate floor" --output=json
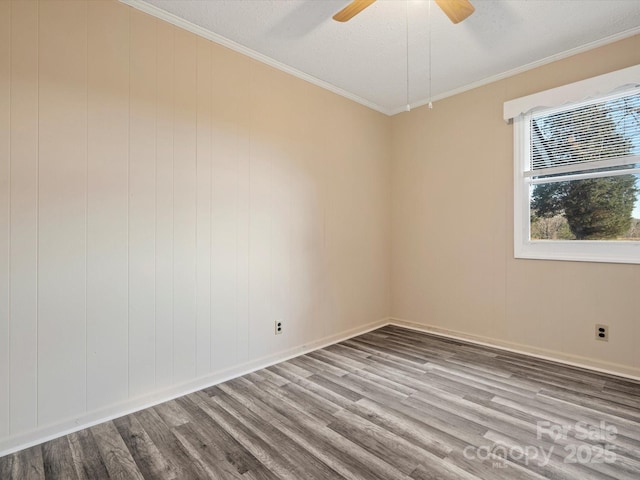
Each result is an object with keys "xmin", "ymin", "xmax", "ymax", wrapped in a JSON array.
[{"xmin": 1, "ymin": 325, "xmax": 639, "ymax": 479}]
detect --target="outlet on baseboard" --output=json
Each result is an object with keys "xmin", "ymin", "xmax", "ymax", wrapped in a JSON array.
[
  {"xmin": 595, "ymin": 324, "xmax": 608, "ymax": 342},
  {"xmin": 275, "ymin": 320, "xmax": 283, "ymax": 335}
]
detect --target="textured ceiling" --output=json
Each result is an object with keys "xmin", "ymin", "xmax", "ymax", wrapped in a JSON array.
[{"xmin": 124, "ymin": 0, "xmax": 640, "ymax": 115}]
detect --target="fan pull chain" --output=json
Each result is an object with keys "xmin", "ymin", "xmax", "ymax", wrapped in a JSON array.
[{"xmin": 405, "ymin": 0, "xmax": 410, "ymax": 112}]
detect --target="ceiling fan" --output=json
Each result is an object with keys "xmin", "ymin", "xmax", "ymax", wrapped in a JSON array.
[{"xmin": 333, "ymin": 0, "xmax": 475, "ymax": 24}]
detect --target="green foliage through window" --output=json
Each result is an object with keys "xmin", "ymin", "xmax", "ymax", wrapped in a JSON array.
[{"xmin": 529, "ymin": 93, "xmax": 640, "ymax": 240}]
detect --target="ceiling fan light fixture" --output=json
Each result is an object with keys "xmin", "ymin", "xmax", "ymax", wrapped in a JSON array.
[
  {"xmin": 434, "ymin": 0, "xmax": 475, "ymax": 24},
  {"xmin": 332, "ymin": 0, "xmax": 376, "ymax": 22},
  {"xmin": 332, "ymin": 0, "xmax": 475, "ymax": 24}
]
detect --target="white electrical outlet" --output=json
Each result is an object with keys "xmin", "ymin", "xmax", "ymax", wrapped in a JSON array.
[
  {"xmin": 275, "ymin": 320, "xmax": 283, "ymax": 335},
  {"xmin": 595, "ymin": 324, "xmax": 608, "ymax": 342}
]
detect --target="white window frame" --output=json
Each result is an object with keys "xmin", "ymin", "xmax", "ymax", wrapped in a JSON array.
[{"xmin": 506, "ymin": 64, "xmax": 640, "ymax": 264}]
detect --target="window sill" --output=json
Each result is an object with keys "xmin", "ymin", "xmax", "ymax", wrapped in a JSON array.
[{"xmin": 515, "ymin": 240, "xmax": 640, "ymax": 264}]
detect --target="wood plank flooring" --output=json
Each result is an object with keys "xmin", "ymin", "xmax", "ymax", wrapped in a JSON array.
[{"xmin": 1, "ymin": 325, "xmax": 639, "ymax": 479}]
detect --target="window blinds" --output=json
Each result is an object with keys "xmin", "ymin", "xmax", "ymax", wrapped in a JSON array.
[{"xmin": 526, "ymin": 88, "xmax": 640, "ymax": 181}]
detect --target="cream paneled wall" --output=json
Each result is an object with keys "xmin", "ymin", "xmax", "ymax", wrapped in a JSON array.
[
  {"xmin": 390, "ymin": 34, "xmax": 640, "ymax": 378},
  {"xmin": 0, "ymin": 0, "xmax": 391, "ymax": 451}
]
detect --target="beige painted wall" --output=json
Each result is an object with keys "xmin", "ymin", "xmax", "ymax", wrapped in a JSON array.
[
  {"xmin": 0, "ymin": 0, "xmax": 391, "ymax": 452},
  {"xmin": 1, "ymin": 0, "xmax": 638, "ymax": 455},
  {"xmin": 391, "ymin": 35, "xmax": 640, "ymax": 377}
]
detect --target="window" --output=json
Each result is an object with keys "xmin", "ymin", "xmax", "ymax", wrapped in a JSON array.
[{"xmin": 506, "ymin": 65, "xmax": 640, "ymax": 264}]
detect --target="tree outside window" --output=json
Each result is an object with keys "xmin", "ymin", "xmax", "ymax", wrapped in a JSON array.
[{"xmin": 529, "ymin": 95, "xmax": 640, "ymax": 241}]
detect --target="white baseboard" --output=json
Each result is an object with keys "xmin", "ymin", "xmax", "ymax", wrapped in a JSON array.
[
  {"xmin": 4, "ymin": 315, "xmax": 638, "ymax": 456},
  {"xmin": 0, "ymin": 317, "xmax": 389, "ymax": 457},
  {"xmin": 388, "ymin": 318, "xmax": 640, "ymax": 382}
]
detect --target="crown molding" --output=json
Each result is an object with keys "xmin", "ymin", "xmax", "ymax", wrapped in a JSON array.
[
  {"xmin": 121, "ymin": 1, "xmax": 640, "ymax": 117},
  {"xmin": 389, "ymin": 26, "xmax": 640, "ymax": 116},
  {"xmin": 119, "ymin": 0, "xmax": 393, "ymax": 115}
]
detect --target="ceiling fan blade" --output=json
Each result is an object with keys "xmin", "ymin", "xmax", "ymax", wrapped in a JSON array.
[
  {"xmin": 434, "ymin": 0, "xmax": 475, "ymax": 24},
  {"xmin": 332, "ymin": 0, "xmax": 376, "ymax": 22}
]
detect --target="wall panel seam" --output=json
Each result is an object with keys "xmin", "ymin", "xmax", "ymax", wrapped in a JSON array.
[
  {"xmin": 6, "ymin": 0, "xmax": 12, "ymax": 436},
  {"xmin": 153, "ymin": 17, "xmax": 158, "ymax": 390},
  {"xmin": 84, "ymin": 0, "xmax": 89, "ymax": 419},
  {"xmin": 247, "ymin": 70, "xmax": 252, "ymax": 363},
  {"xmin": 209, "ymin": 42, "xmax": 214, "ymax": 373},
  {"xmin": 171, "ymin": 26, "xmax": 175, "ymax": 384},
  {"xmin": 127, "ymin": 5, "xmax": 131, "ymax": 400},
  {"xmin": 152, "ymin": 16, "xmax": 158, "ymax": 389},
  {"xmin": 35, "ymin": 0, "xmax": 40, "ymax": 431},
  {"xmin": 195, "ymin": 36, "xmax": 199, "ymax": 380}
]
